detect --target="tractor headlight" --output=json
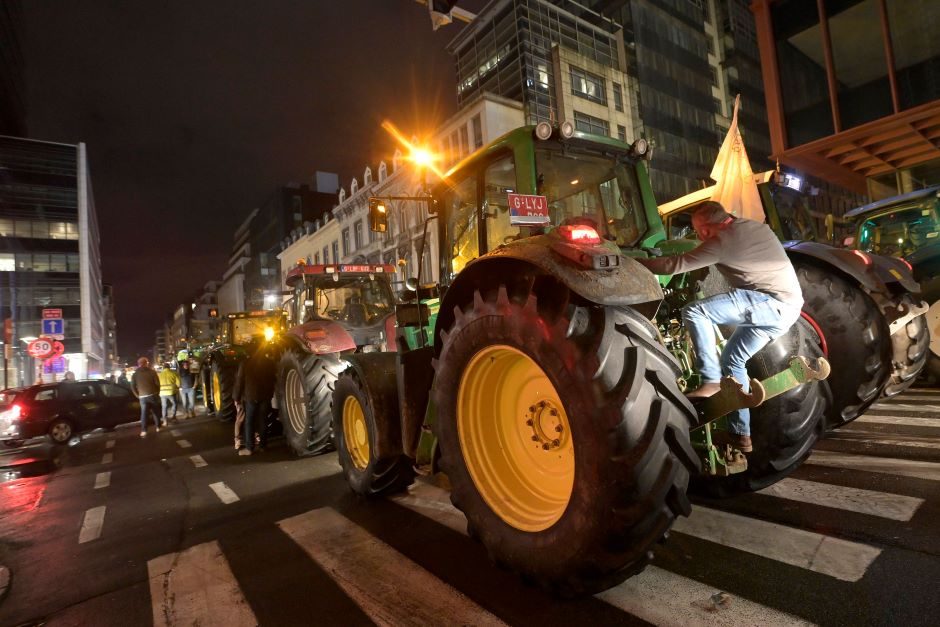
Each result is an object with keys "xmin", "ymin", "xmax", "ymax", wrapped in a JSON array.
[
  {"xmin": 560, "ymin": 120, "xmax": 575, "ymax": 138},
  {"xmin": 534, "ymin": 122, "xmax": 553, "ymax": 141}
]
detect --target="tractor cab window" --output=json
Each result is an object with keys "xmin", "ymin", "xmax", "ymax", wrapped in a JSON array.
[
  {"xmin": 444, "ymin": 174, "xmax": 479, "ymax": 277},
  {"xmin": 772, "ymin": 188, "xmax": 815, "ymax": 241},
  {"xmin": 668, "ymin": 211, "xmax": 697, "ymax": 240},
  {"xmin": 231, "ymin": 317, "xmax": 280, "ymax": 345},
  {"xmin": 483, "ymin": 155, "xmax": 520, "ymax": 251},
  {"xmin": 309, "ymin": 276, "xmax": 394, "ymax": 327},
  {"xmin": 535, "ymin": 148, "xmax": 647, "ymax": 247},
  {"xmin": 282, "ymin": 295, "xmax": 297, "ymax": 326},
  {"xmin": 858, "ymin": 207, "xmax": 939, "ymax": 257}
]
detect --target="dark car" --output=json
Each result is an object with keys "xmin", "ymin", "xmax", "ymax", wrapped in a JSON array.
[{"xmin": 0, "ymin": 380, "xmax": 140, "ymax": 447}]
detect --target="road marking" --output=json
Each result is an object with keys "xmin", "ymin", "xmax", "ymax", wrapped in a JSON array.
[
  {"xmin": 890, "ymin": 394, "xmax": 940, "ymax": 402},
  {"xmin": 176, "ymin": 439, "xmax": 192, "ymax": 449},
  {"xmin": 826, "ymin": 431, "xmax": 940, "ymax": 449},
  {"xmin": 759, "ymin": 477, "xmax": 923, "ymax": 521},
  {"xmin": 598, "ymin": 565, "xmax": 813, "ymax": 626},
  {"xmin": 170, "ymin": 429, "xmax": 182, "ymax": 437},
  {"xmin": 105, "ymin": 439, "xmax": 115, "ymax": 449},
  {"xmin": 78, "ymin": 506, "xmax": 106, "ymax": 544},
  {"xmin": 278, "ymin": 507, "xmax": 506, "ymax": 626},
  {"xmin": 190, "ymin": 455, "xmax": 207, "ymax": 468},
  {"xmin": 854, "ymin": 415, "xmax": 940, "ymax": 428},
  {"xmin": 209, "ymin": 482, "xmax": 239, "ymax": 504},
  {"xmin": 94, "ymin": 471, "xmax": 111, "ymax": 490},
  {"xmin": 672, "ymin": 506, "xmax": 881, "ymax": 582},
  {"xmin": 869, "ymin": 402, "xmax": 940, "ymax": 412},
  {"xmin": 391, "ymin": 482, "xmax": 468, "ymax": 535},
  {"xmin": 147, "ymin": 541, "xmax": 256, "ymax": 627},
  {"xmin": 101, "ymin": 452, "xmax": 113, "ymax": 464},
  {"xmin": 806, "ymin": 450, "xmax": 940, "ymax": 481}
]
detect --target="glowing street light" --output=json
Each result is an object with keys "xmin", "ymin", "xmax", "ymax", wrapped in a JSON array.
[{"xmin": 381, "ymin": 120, "xmax": 446, "ymax": 181}]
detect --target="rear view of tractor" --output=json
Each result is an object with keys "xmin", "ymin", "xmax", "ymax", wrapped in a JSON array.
[
  {"xmin": 275, "ymin": 263, "xmax": 426, "ymax": 456},
  {"xmin": 842, "ymin": 186, "xmax": 940, "ymax": 381},
  {"xmin": 328, "ymin": 123, "xmax": 830, "ymax": 595},
  {"xmin": 659, "ymin": 173, "xmax": 928, "ymax": 429},
  {"xmin": 200, "ymin": 310, "xmax": 288, "ymax": 421}
]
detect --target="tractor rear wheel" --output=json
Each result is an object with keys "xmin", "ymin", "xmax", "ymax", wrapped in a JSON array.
[
  {"xmin": 276, "ymin": 350, "xmax": 341, "ymax": 457},
  {"xmin": 695, "ymin": 319, "xmax": 830, "ymax": 497},
  {"xmin": 210, "ymin": 361, "xmax": 236, "ymax": 422},
  {"xmin": 432, "ymin": 283, "xmax": 699, "ymax": 596},
  {"xmin": 796, "ymin": 263, "xmax": 888, "ymax": 428},
  {"xmin": 882, "ymin": 294, "xmax": 929, "ymax": 396},
  {"xmin": 333, "ymin": 363, "xmax": 414, "ymax": 496}
]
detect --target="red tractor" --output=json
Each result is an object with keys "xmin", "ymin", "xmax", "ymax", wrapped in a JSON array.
[{"xmin": 275, "ymin": 262, "xmax": 403, "ymax": 456}]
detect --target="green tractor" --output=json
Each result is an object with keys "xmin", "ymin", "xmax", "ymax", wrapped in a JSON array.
[
  {"xmin": 659, "ymin": 173, "xmax": 928, "ymax": 429},
  {"xmin": 841, "ymin": 185, "xmax": 940, "ymax": 380},
  {"xmin": 329, "ymin": 124, "xmax": 830, "ymax": 595},
  {"xmin": 200, "ymin": 310, "xmax": 289, "ymax": 421}
]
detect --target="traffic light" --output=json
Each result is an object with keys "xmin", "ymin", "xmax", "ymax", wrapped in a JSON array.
[
  {"xmin": 369, "ymin": 197, "xmax": 388, "ymax": 233},
  {"xmin": 208, "ymin": 308, "xmax": 219, "ymax": 318}
]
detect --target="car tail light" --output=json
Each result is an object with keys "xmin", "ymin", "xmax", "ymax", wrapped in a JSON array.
[
  {"xmin": 11, "ymin": 403, "xmax": 25, "ymax": 421},
  {"xmin": 558, "ymin": 224, "xmax": 601, "ymax": 245},
  {"xmin": 851, "ymin": 250, "xmax": 871, "ymax": 266}
]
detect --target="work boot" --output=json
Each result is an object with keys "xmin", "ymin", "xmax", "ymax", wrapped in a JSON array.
[
  {"xmin": 711, "ymin": 430, "xmax": 753, "ymax": 453},
  {"xmin": 686, "ymin": 381, "xmax": 721, "ymax": 399},
  {"xmin": 238, "ymin": 448, "xmax": 252, "ymax": 456}
]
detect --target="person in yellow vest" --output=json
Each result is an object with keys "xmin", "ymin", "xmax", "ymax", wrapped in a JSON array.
[{"xmin": 158, "ymin": 362, "xmax": 181, "ymax": 426}]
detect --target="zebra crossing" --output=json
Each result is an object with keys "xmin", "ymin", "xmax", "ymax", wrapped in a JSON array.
[{"xmin": 144, "ymin": 391, "xmax": 940, "ymax": 626}]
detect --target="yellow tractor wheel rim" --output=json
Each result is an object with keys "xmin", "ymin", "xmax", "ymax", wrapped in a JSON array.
[
  {"xmin": 457, "ymin": 345, "xmax": 574, "ymax": 532},
  {"xmin": 212, "ymin": 371, "xmax": 222, "ymax": 411},
  {"xmin": 343, "ymin": 395, "xmax": 370, "ymax": 470}
]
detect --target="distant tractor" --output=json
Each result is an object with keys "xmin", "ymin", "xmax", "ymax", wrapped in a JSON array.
[
  {"xmin": 841, "ymin": 186, "xmax": 940, "ymax": 380},
  {"xmin": 659, "ymin": 173, "xmax": 928, "ymax": 428},
  {"xmin": 329, "ymin": 124, "xmax": 830, "ymax": 595},
  {"xmin": 275, "ymin": 263, "xmax": 434, "ymax": 456},
  {"xmin": 200, "ymin": 310, "xmax": 289, "ymax": 421}
]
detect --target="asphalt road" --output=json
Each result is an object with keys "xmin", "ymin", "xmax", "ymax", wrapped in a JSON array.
[{"xmin": 1, "ymin": 391, "xmax": 938, "ymax": 627}]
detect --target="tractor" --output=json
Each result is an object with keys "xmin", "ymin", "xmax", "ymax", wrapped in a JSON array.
[
  {"xmin": 274, "ymin": 262, "xmax": 437, "ymax": 457},
  {"xmin": 659, "ymin": 173, "xmax": 928, "ymax": 429},
  {"xmin": 840, "ymin": 185, "xmax": 940, "ymax": 381},
  {"xmin": 329, "ymin": 123, "xmax": 830, "ymax": 595},
  {"xmin": 200, "ymin": 309, "xmax": 289, "ymax": 421}
]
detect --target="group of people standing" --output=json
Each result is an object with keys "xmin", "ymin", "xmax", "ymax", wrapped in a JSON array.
[{"xmin": 130, "ymin": 357, "xmax": 199, "ymax": 436}]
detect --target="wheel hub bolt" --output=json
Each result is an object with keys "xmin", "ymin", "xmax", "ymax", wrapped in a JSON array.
[{"xmin": 555, "ymin": 425, "xmax": 563, "ymax": 433}]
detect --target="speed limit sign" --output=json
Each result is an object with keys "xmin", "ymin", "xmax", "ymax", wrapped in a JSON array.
[{"xmin": 27, "ymin": 338, "xmax": 54, "ymax": 359}]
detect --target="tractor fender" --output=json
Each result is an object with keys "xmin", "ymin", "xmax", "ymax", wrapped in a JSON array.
[
  {"xmin": 784, "ymin": 241, "xmax": 919, "ymax": 295},
  {"xmin": 434, "ymin": 242, "xmax": 663, "ymax": 355},
  {"xmin": 207, "ymin": 345, "xmax": 246, "ymax": 367},
  {"xmin": 286, "ymin": 320, "xmax": 356, "ymax": 355}
]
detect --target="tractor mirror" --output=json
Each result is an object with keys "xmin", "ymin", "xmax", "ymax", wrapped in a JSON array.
[
  {"xmin": 843, "ymin": 236, "xmax": 855, "ymax": 247},
  {"xmin": 405, "ymin": 277, "xmax": 419, "ymax": 291},
  {"xmin": 369, "ymin": 197, "xmax": 388, "ymax": 232}
]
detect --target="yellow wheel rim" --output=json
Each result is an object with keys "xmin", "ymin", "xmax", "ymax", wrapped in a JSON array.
[
  {"xmin": 343, "ymin": 395, "xmax": 370, "ymax": 470},
  {"xmin": 212, "ymin": 371, "xmax": 222, "ymax": 411},
  {"xmin": 457, "ymin": 345, "xmax": 574, "ymax": 532}
]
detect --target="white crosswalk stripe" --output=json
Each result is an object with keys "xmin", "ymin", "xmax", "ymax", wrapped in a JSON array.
[
  {"xmin": 78, "ymin": 506, "xmax": 106, "ymax": 544},
  {"xmin": 94, "ymin": 471, "xmax": 111, "ymax": 490},
  {"xmin": 869, "ymin": 403, "xmax": 940, "ymax": 412},
  {"xmin": 278, "ymin": 507, "xmax": 506, "ymax": 626},
  {"xmin": 853, "ymin": 415, "xmax": 940, "ymax": 428},
  {"xmin": 806, "ymin": 450, "xmax": 940, "ymax": 481},
  {"xmin": 758, "ymin": 477, "xmax": 924, "ymax": 521},
  {"xmin": 147, "ymin": 541, "xmax": 256, "ymax": 627},
  {"xmin": 209, "ymin": 482, "xmax": 239, "ymax": 504},
  {"xmin": 825, "ymin": 430, "xmax": 940, "ymax": 449}
]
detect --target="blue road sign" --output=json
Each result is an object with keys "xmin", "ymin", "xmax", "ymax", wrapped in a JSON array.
[{"xmin": 42, "ymin": 318, "xmax": 64, "ymax": 336}]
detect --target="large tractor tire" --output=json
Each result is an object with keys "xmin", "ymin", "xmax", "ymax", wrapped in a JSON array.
[
  {"xmin": 924, "ymin": 299, "xmax": 940, "ymax": 382},
  {"xmin": 276, "ymin": 350, "xmax": 342, "ymax": 457},
  {"xmin": 200, "ymin": 368, "xmax": 214, "ymax": 415},
  {"xmin": 333, "ymin": 359, "xmax": 415, "ymax": 496},
  {"xmin": 796, "ymin": 263, "xmax": 888, "ymax": 428},
  {"xmin": 882, "ymin": 294, "xmax": 929, "ymax": 396},
  {"xmin": 695, "ymin": 319, "xmax": 830, "ymax": 497},
  {"xmin": 210, "ymin": 361, "xmax": 237, "ymax": 422},
  {"xmin": 432, "ymin": 283, "xmax": 700, "ymax": 596}
]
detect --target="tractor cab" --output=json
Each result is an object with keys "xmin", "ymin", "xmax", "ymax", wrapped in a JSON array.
[
  {"xmin": 221, "ymin": 310, "xmax": 288, "ymax": 346},
  {"xmin": 846, "ymin": 186, "xmax": 940, "ymax": 257}
]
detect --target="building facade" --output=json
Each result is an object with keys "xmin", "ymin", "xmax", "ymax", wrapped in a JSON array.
[{"xmin": 0, "ymin": 136, "xmax": 106, "ymax": 384}]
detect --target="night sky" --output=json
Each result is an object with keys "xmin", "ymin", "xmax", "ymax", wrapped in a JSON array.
[{"xmin": 21, "ymin": 1, "xmax": 477, "ymax": 359}]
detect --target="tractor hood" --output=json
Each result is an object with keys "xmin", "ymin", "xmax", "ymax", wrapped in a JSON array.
[{"xmin": 288, "ymin": 320, "xmax": 356, "ymax": 355}]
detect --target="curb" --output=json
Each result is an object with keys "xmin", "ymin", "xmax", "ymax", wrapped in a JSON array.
[{"xmin": 0, "ymin": 565, "xmax": 10, "ymax": 603}]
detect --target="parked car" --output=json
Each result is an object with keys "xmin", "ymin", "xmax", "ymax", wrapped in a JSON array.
[{"xmin": 0, "ymin": 380, "xmax": 141, "ymax": 447}]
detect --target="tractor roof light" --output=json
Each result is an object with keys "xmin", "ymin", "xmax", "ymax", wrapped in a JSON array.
[
  {"xmin": 534, "ymin": 122, "xmax": 553, "ymax": 141},
  {"xmin": 558, "ymin": 224, "xmax": 602, "ymax": 245},
  {"xmin": 630, "ymin": 138, "xmax": 649, "ymax": 158},
  {"xmin": 560, "ymin": 120, "xmax": 575, "ymax": 139}
]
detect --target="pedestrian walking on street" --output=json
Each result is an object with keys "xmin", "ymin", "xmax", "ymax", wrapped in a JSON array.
[
  {"xmin": 158, "ymin": 362, "xmax": 181, "ymax": 425},
  {"xmin": 131, "ymin": 357, "xmax": 162, "ymax": 436},
  {"xmin": 118, "ymin": 370, "xmax": 130, "ymax": 388},
  {"xmin": 233, "ymin": 337, "xmax": 277, "ymax": 456},
  {"xmin": 178, "ymin": 360, "xmax": 198, "ymax": 418}
]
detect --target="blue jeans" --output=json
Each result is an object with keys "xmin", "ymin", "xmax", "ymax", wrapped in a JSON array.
[
  {"xmin": 161, "ymin": 394, "xmax": 177, "ymax": 421},
  {"xmin": 243, "ymin": 400, "xmax": 270, "ymax": 451},
  {"xmin": 180, "ymin": 388, "xmax": 195, "ymax": 413},
  {"xmin": 683, "ymin": 288, "xmax": 802, "ymax": 436},
  {"xmin": 139, "ymin": 395, "xmax": 161, "ymax": 430}
]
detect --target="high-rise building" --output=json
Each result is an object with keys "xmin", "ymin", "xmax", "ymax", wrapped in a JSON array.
[{"xmin": 0, "ymin": 136, "xmax": 106, "ymax": 384}]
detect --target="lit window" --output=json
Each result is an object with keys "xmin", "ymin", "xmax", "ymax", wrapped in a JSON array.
[
  {"xmin": 570, "ymin": 66, "xmax": 607, "ymax": 105},
  {"xmin": 0, "ymin": 253, "xmax": 13, "ymax": 271}
]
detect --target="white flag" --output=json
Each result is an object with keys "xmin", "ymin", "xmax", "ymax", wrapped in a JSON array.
[{"xmin": 710, "ymin": 95, "xmax": 763, "ymax": 222}]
